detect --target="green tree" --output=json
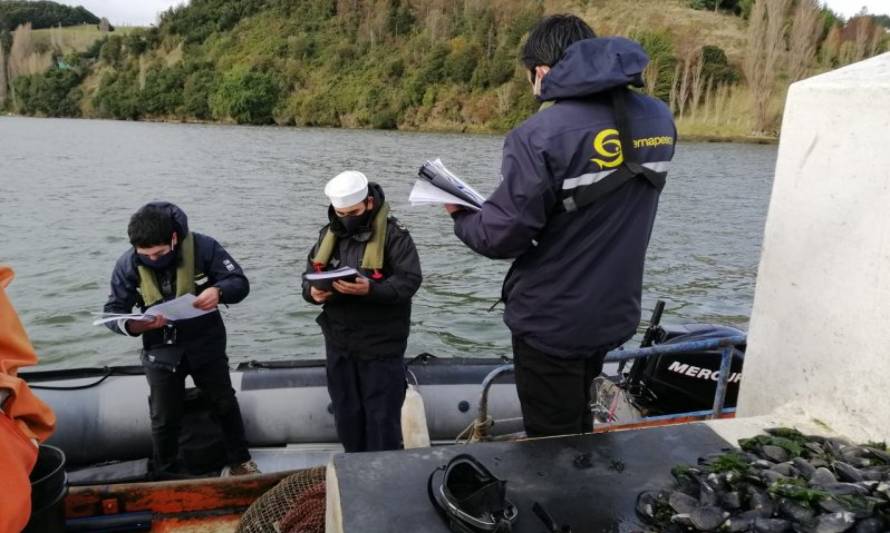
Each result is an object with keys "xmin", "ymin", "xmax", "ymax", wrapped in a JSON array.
[
  {"xmin": 688, "ymin": 0, "xmax": 746, "ymax": 16},
  {"xmin": 211, "ymin": 66, "xmax": 281, "ymax": 124},
  {"xmin": 0, "ymin": 1, "xmax": 99, "ymax": 31},
  {"xmin": 160, "ymin": 0, "xmax": 267, "ymax": 44},
  {"xmin": 81, "ymin": 35, "xmax": 106, "ymax": 59},
  {"xmin": 701, "ymin": 45, "xmax": 739, "ymax": 84},
  {"xmin": 386, "ymin": 1, "xmax": 415, "ymax": 36},
  {"xmin": 93, "ymin": 69, "xmax": 142, "ymax": 119},
  {"xmin": 99, "ymin": 35, "xmax": 123, "ymax": 66},
  {"xmin": 634, "ymin": 30, "xmax": 677, "ymax": 102},
  {"xmin": 125, "ymin": 28, "xmax": 160, "ymax": 57},
  {"xmin": 183, "ymin": 65, "xmax": 218, "ymax": 119},
  {"xmin": 12, "ymin": 67, "xmax": 82, "ymax": 116},
  {"xmin": 444, "ymin": 36, "xmax": 482, "ymax": 84},
  {"xmin": 142, "ymin": 65, "xmax": 185, "ymax": 115}
]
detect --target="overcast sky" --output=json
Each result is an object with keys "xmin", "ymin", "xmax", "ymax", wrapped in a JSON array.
[
  {"xmin": 58, "ymin": 0, "xmax": 890, "ymax": 27},
  {"xmin": 64, "ymin": 0, "xmax": 182, "ymax": 26}
]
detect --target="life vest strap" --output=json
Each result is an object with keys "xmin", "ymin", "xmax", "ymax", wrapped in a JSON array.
[
  {"xmin": 312, "ymin": 203, "xmax": 390, "ymax": 272},
  {"xmin": 137, "ymin": 232, "xmax": 196, "ymax": 308}
]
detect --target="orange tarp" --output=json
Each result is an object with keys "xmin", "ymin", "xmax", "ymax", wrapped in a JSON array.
[{"xmin": 0, "ymin": 266, "xmax": 57, "ymax": 533}]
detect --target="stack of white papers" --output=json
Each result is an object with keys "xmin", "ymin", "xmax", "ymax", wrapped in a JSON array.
[
  {"xmin": 303, "ymin": 266, "xmax": 361, "ymax": 291},
  {"xmin": 409, "ymin": 179, "xmax": 481, "ymax": 210},
  {"xmin": 92, "ymin": 294, "xmax": 214, "ymax": 326},
  {"xmin": 91, "ymin": 313, "xmax": 154, "ymax": 326},
  {"xmin": 409, "ymin": 158, "xmax": 486, "ymax": 210}
]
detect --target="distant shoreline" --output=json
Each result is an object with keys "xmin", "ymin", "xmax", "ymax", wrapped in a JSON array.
[
  {"xmin": 0, "ymin": 112, "xmax": 779, "ymax": 144},
  {"xmin": 679, "ymin": 134, "xmax": 778, "ymax": 145}
]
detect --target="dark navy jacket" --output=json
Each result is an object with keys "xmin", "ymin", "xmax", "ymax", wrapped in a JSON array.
[
  {"xmin": 103, "ymin": 202, "xmax": 250, "ymax": 364},
  {"xmin": 452, "ymin": 37, "xmax": 676, "ymax": 358},
  {"xmin": 302, "ymin": 184, "xmax": 422, "ymax": 359}
]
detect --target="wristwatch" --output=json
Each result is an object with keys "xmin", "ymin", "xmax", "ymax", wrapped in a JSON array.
[{"xmin": 216, "ymin": 286, "xmax": 223, "ymax": 303}]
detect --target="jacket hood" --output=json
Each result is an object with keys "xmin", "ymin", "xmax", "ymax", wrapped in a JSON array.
[
  {"xmin": 539, "ymin": 37, "xmax": 648, "ymax": 101},
  {"xmin": 143, "ymin": 201, "xmax": 190, "ymax": 239},
  {"xmin": 327, "ymin": 182, "xmax": 385, "ymax": 240}
]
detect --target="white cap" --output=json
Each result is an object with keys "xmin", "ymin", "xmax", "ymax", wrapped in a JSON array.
[{"xmin": 325, "ymin": 171, "xmax": 369, "ymax": 209}]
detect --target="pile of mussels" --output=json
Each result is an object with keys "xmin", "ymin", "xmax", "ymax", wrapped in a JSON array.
[{"xmin": 635, "ymin": 428, "xmax": 890, "ymax": 533}]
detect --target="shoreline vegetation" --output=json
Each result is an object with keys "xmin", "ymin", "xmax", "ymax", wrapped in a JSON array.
[
  {"xmin": 0, "ymin": 110, "xmax": 781, "ymax": 144},
  {"xmin": 0, "ymin": 0, "xmax": 887, "ymax": 142}
]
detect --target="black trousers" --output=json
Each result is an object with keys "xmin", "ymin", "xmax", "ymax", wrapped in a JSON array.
[
  {"xmin": 325, "ymin": 341, "xmax": 407, "ymax": 453},
  {"xmin": 512, "ymin": 336, "xmax": 606, "ymax": 438},
  {"xmin": 144, "ymin": 354, "xmax": 250, "ymax": 474}
]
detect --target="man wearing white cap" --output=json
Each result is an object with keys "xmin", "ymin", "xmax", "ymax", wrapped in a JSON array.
[{"xmin": 302, "ymin": 171, "xmax": 422, "ymax": 452}]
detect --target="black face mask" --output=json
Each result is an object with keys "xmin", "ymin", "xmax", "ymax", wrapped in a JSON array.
[
  {"xmin": 138, "ymin": 246, "xmax": 176, "ymax": 270},
  {"xmin": 338, "ymin": 206, "xmax": 372, "ymax": 235}
]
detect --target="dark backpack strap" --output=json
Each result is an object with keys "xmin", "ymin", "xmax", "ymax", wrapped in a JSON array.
[
  {"xmin": 611, "ymin": 88, "xmax": 666, "ymax": 193},
  {"xmin": 559, "ymin": 88, "xmax": 666, "ymax": 213},
  {"xmin": 611, "ymin": 88, "xmax": 636, "ymax": 164}
]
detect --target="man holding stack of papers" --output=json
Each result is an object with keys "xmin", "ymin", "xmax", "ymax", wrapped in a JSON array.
[
  {"xmin": 434, "ymin": 15, "xmax": 676, "ymax": 439},
  {"xmin": 302, "ymin": 171, "xmax": 422, "ymax": 453},
  {"xmin": 101, "ymin": 202, "xmax": 258, "ymax": 477}
]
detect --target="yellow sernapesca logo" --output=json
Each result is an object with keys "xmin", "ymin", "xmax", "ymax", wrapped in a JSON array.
[
  {"xmin": 590, "ymin": 129, "xmax": 623, "ymax": 169},
  {"xmin": 590, "ymin": 130, "xmax": 674, "ymax": 170}
]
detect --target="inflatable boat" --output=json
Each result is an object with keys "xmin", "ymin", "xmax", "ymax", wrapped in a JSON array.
[
  {"xmin": 21, "ymin": 313, "xmax": 746, "ymax": 531},
  {"xmin": 25, "ymin": 354, "xmax": 525, "ymax": 481},
  {"xmin": 24, "ymin": 311, "xmax": 745, "ymax": 478}
]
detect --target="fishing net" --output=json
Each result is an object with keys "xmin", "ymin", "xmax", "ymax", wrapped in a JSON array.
[
  {"xmin": 237, "ymin": 467, "xmax": 326, "ymax": 533},
  {"xmin": 278, "ymin": 481, "xmax": 326, "ymax": 533}
]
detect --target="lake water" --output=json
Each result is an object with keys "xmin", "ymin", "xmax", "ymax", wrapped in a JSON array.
[{"xmin": 0, "ymin": 116, "xmax": 777, "ymax": 369}]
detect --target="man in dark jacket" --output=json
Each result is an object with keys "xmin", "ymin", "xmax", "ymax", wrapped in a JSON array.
[
  {"xmin": 447, "ymin": 15, "xmax": 676, "ymax": 437},
  {"xmin": 303, "ymin": 171, "xmax": 422, "ymax": 452},
  {"xmin": 103, "ymin": 202, "xmax": 257, "ymax": 476}
]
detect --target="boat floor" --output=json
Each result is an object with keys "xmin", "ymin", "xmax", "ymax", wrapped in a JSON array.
[
  {"xmin": 67, "ymin": 471, "xmax": 283, "ymax": 532},
  {"xmin": 66, "ymin": 441, "xmax": 463, "ymax": 531},
  {"xmin": 65, "ymin": 413, "xmax": 834, "ymax": 532},
  {"xmin": 66, "ymin": 444, "xmax": 342, "ymax": 531},
  {"xmin": 328, "ymin": 414, "xmax": 840, "ymax": 533}
]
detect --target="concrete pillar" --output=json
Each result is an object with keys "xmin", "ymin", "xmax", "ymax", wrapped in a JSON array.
[{"xmin": 736, "ymin": 53, "xmax": 890, "ymax": 443}]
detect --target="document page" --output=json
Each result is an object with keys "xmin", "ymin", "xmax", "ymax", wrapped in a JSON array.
[
  {"xmin": 411, "ymin": 158, "xmax": 486, "ymax": 209},
  {"xmin": 92, "ymin": 294, "xmax": 214, "ymax": 326}
]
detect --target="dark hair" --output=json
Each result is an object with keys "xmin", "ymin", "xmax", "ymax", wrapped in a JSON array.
[
  {"xmin": 521, "ymin": 14, "xmax": 596, "ymax": 74},
  {"xmin": 128, "ymin": 205, "xmax": 175, "ymax": 247}
]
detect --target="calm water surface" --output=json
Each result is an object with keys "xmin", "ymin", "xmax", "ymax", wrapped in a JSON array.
[{"xmin": 0, "ymin": 116, "xmax": 776, "ymax": 369}]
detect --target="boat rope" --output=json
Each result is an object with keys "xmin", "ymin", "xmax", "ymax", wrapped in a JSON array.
[
  {"xmin": 29, "ymin": 368, "xmax": 114, "ymax": 390},
  {"xmin": 455, "ymin": 414, "xmax": 495, "ymax": 443}
]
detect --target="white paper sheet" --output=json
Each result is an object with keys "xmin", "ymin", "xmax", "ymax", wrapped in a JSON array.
[
  {"xmin": 303, "ymin": 266, "xmax": 363, "ymax": 290},
  {"xmin": 408, "ymin": 179, "xmax": 481, "ymax": 210},
  {"xmin": 419, "ymin": 159, "xmax": 487, "ymax": 207},
  {"xmin": 303, "ymin": 266, "xmax": 361, "ymax": 281},
  {"xmin": 91, "ymin": 314, "xmax": 154, "ymax": 326},
  {"xmin": 148, "ymin": 294, "xmax": 213, "ymax": 321},
  {"xmin": 91, "ymin": 294, "xmax": 214, "ymax": 326}
]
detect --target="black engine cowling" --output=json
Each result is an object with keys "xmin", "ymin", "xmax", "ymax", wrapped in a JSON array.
[{"xmin": 627, "ymin": 324, "xmax": 745, "ymax": 415}]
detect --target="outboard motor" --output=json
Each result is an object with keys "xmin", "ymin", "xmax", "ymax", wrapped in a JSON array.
[{"xmin": 624, "ymin": 302, "xmax": 746, "ymax": 416}]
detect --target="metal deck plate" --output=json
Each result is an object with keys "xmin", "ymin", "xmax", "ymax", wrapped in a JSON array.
[{"xmin": 333, "ymin": 423, "xmax": 734, "ymax": 532}]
